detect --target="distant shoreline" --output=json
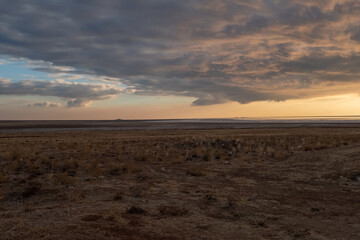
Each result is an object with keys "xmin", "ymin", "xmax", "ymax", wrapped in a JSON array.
[{"xmin": 2, "ymin": 119, "xmax": 360, "ymax": 132}]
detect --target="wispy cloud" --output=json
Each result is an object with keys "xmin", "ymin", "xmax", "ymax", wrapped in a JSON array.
[
  {"xmin": 0, "ymin": 0, "xmax": 359, "ymax": 105},
  {"xmin": 27, "ymin": 101, "xmax": 62, "ymax": 108}
]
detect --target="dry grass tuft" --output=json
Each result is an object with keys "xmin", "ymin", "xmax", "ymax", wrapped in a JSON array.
[
  {"xmin": 62, "ymin": 158, "xmax": 79, "ymax": 172},
  {"xmin": 134, "ymin": 152, "xmax": 153, "ymax": 162},
  {"xmin": 57, "ymin": 173, "xmax": 76, "ymax": 185},
  {"xmin": 81, "ymin": 214, "xmax": 103, "ymax": 222},
  {"xmin": 223, "ymin": 196, "xmax": 239, "ymax": 210},
  {"xmin": 127, "ymin": 206, "xmax": 147, "ymax": 215},
  {"xmin": 107, "ymin": 162, "xmax": 122, "ymax": 175},
  {"xmin": 8, "ymin": 148, "xmax": 24, "ymax": 161},
  {"xmin": 202, "ymin": 151, "xmax": 214, "ymax": 162},
  {"xmin": 104, "ymin": 210, "xmax": 120, "ymax": 222},
  {"xmin": 158, "ymin": 205, "xmax": 189, "ymax": 216},
  {"xmin": 68, "ymin": 190, "xmax": 85, "ymax": 202},
  {"xmin": 130, "ymin": 185, "xmax": 148, "ymax": 198},
  {"xmin": 0, "ymin": 172, "xmax": 7, "ymax": 183},
  {"xmin": 22, "ymin": 182, "xmax": 41, "ymax": 198},
  {"xmin": 113, "ymin": 190, "xmax": 124, "ymax": 200},
  {"xmin": 186, "ymin": 165, "xmax": 206, "ymax": 176},
  {"xmin": 89, "ymin": 160, "xmax": 104, "ymax": 178},
  {"xmin": 121, "ymin": 160, "xmax": 135, "ymax": 173},
  {"xmin": 203, "ymin": 194, "xmax": 218, "ymax": 205}
]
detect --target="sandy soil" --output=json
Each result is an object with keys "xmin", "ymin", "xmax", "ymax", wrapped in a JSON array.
[{"xmin": 0, "ymin": 128, "xmax": 359, "ymax": 239}]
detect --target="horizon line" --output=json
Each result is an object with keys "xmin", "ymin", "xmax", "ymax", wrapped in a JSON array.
[{"xmin": 2, "ymin": 115, "xmax": 360, "ymax": 121}]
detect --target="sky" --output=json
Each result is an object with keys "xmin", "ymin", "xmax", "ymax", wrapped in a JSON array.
[{"xmin": 1, "ymin": 0, "xmax": 360, "ymax": 120}]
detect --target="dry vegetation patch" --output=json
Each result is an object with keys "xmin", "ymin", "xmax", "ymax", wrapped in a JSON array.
[
  {"xmin": 158, "ymin": 205, "xmax": 189, "ymax": 217},
  {"xmin": 127, "ymin": 206, "xmax": 147, "ymax": 215},
  {"xmin": 0, "ymin": 128, "xmax": 359, "ymax": 239}
]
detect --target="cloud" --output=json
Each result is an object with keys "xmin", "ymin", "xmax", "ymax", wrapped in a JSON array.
[
  {"xmin": 0, "ymin": 78, "xmax": 123, "ymax": 107},
  {"xmin": 27, "ymin": 101, "xmax": 61, "ymax": 108},
  {"xmin": 0, "ymin": 0, "xmax": 360, "ymax": 105},
  {"xmin": 345, "ymin": 24, "xmax": 360, "ymax": 42}
]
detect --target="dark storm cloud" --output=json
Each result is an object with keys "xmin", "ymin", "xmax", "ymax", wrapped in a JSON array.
[{"xmin": 0, "ymin": 0, "xmax": 360, "ymax": 105}]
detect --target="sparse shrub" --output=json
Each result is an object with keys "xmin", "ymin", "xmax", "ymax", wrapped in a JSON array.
[
  {"xmin": 190, "ymin": 148, "xmax": 201, "ymax": 158},
  {"xmin": 134, "ymin": 152, "xmax": 151, "ymax": 162},
  {"xmin": 158, "ymin": 205, "xmax": 188, "ymax": 216},
  {"xmin": 131, "ymin": 185, "xmax": 147, "ymax": 198},
  {"xmin": 68, "ymin": 190, "xmax": 85, "ymax": 202},
  {"xmin": 8, "ymin": 149, "xmax": 23, "ymax": 161},
  {"xmin": 273, "ymin": 151, "xmax": 290, "ymax": 161},
  {"xmin": 41, "ymin": 156, "xmax": 56, "ymax": 170},
  {"xmin": 107, "ymin": 162, "xmax": 122, "ymax": 175},
  {"xmin": 113, "ymin": 190, "xmax": 124, "ymax": 200},
  {"xmin": 24, "ymin": 159, "xmax": 41, "ymax": 175},
  {"xmin": 202, "ymin": 152, "xmax": 214, "ymax": 162},
  {"xmin": 223, "ymin": 196, "xmax": 238, "ymax": 210},
  {"xmin": 313, "ymin": 143, "xmax": 327, "ymax": 150},
  {"xmin": 104, "ymin": 210, "xmax": 119, "ymax": 222},
  {"xmin": 57, "ymin": 173, "xmax": 76, "ymax": 185},
  {"xmin": 0, "ymin": 172, "xmax": 7, "ymax": 183},
  {"xmin": 173, "ymin": 153, "xmax": 186, "ymax": 163},
  {"xmin": 122, "ymin": 160, "xmax": 134, "ymax": 173},
  {"xmin": 23, "ymin": 206, "xmax": 35, "ymax": 213},
  {"xmin": 78, "ymin": 144, "xmax": 92, "ymax": 160},
  {"xmin": 238, "ymin": 154, "xmax": 251, "ymax": 163},
  {"xmin": 90, "ymin": 160, "xmax": 103, "ymax": 178},
  {"xmin": 9, "ymin": 159, "xmax": 22, "ymax": 173},
  {"xmin": 122, "ymin": 160, "xmax": 141, "ymax": 174},
  {"xmin": 303, "ymin": 145, "xmax": 313, "ymax": 151},
  {"xmin": 127, "ymin": 206, "xmax": 147, "ymax": 215},
  {"xmin": 22, "ymin": 182, "xmax": 41, "ymax": 198},
  {"xmin": 214, "ymin": 149, "xmax": 227, "ymax": 161},
  {"xmin": 186, "ymin": 165, "xmax": 206, "ymax": 176},
  {"xmin": 257, "ymin": 221, "xmax": 268, "ymax": 228},
  {"xmin": 62, "ymin": 158, "xmax": 79, "ymax": 172},
  {"xmin": 203, "ymin": 194, "xmax": 217, "ymax": 205},
  {"xmin": 81, "ymin": 214, "xmax": 103, "ymax": 222}
]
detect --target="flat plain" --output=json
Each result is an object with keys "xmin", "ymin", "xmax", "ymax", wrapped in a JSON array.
[{"xmin": 0, "ymin": 127, "xmax": 360, "ymax": 239}]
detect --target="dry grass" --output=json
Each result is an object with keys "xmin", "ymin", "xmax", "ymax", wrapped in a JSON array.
[{"xmin": 0, "ymin": 128, "xmax": 360, "ymax": 239}]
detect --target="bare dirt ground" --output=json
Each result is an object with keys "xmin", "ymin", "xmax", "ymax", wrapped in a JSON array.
[{"xmin": 0, "ymin": 128, "xmax": 359, "ymax": 239}]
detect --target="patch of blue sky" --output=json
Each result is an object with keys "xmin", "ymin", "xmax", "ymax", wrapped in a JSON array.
[
  {"xmin": 0, "ymin": 56, "xmax": 53, "ymax": 82},
  {"xmin": 0, "ymin": 55, "xmax": 127, "ymax": 87}
]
